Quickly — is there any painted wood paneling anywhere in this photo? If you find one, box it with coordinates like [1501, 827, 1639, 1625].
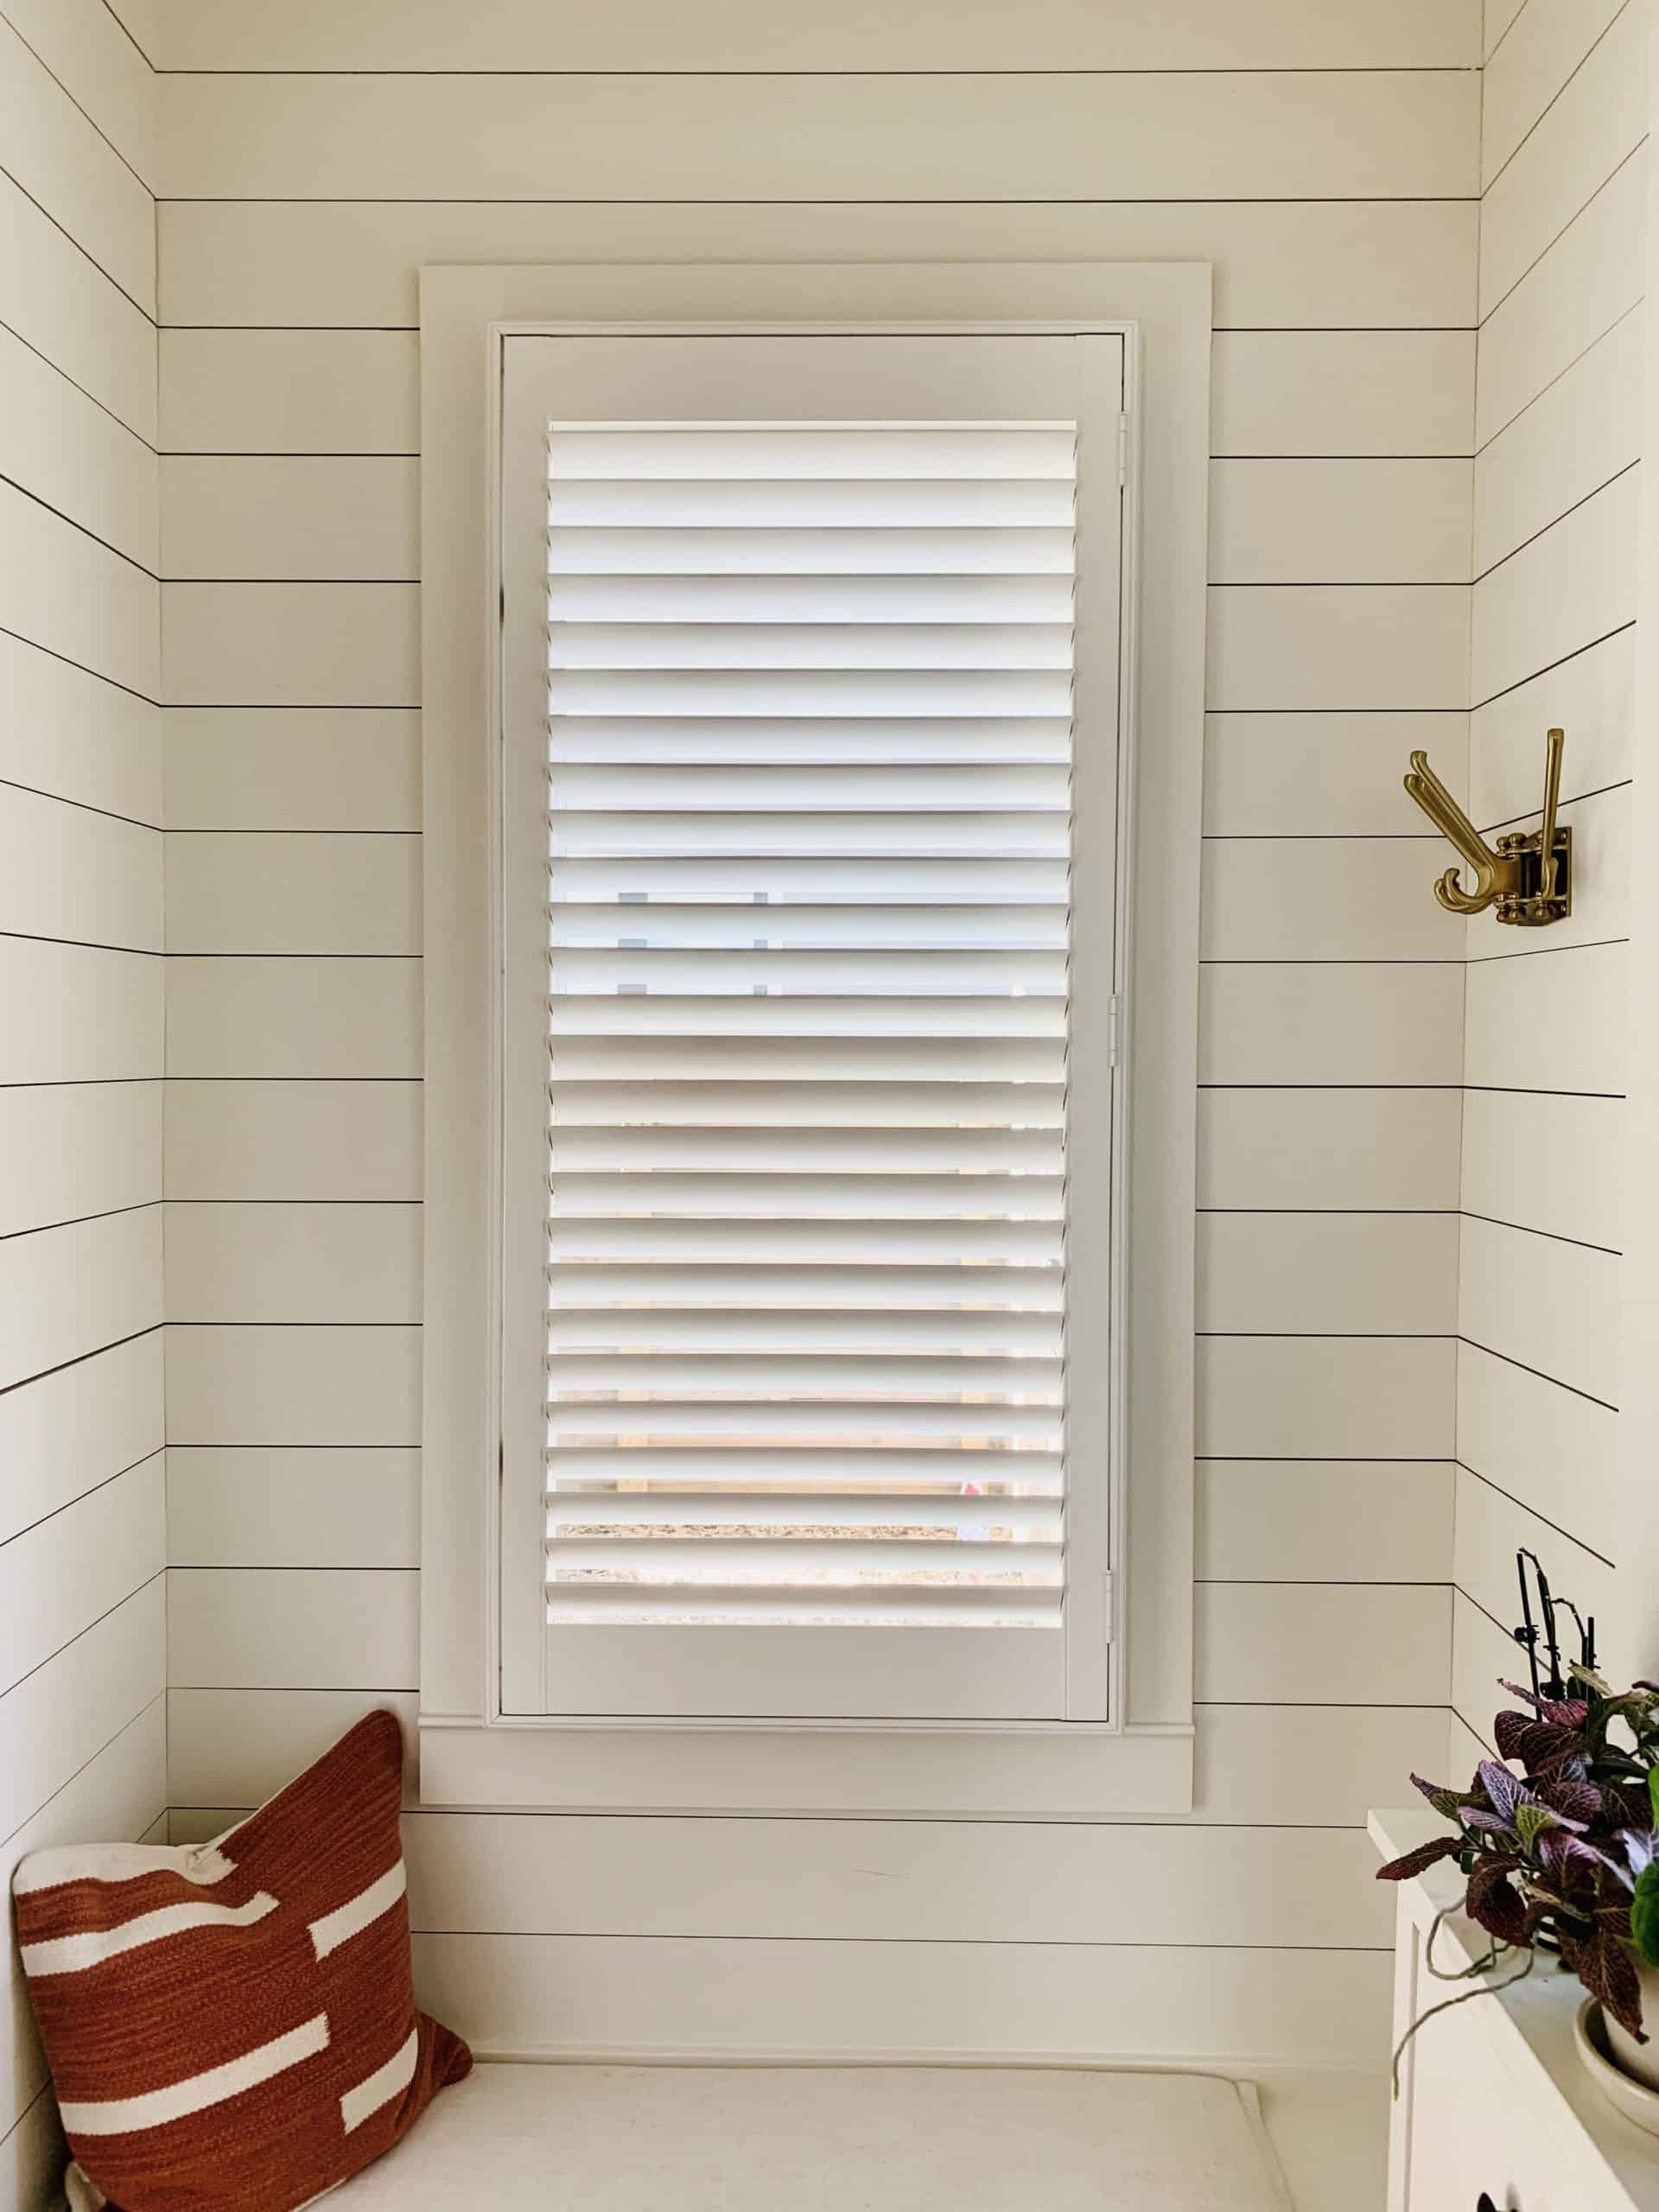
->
[1471, 467, 1638, 705]
[1196, 1583, 1452, 1707]
[162, 582, 417, 707]
[165, 832, 422, 955]
[1459, 1212, 1621, 1409]
[1457, 1340, 1618, 1564]
[168, 1567, 420, 1689]
[1451, 1589, 1519, 1750]
[0, 169, 154, 442]
[1197, 1337, 1457, 1460]
[165, 1324, 423, 1444]
[0, 783, 162, 951]
[1211, 332, 1476, 460]
[1201, 836, 1454, 962]
[1481, 0, 1628, 184]
[1464, 941, 1627, 1096]
[1453, 1466, 1616, 1662]
[164, 1080, 423, 1201]
[1198, 963, 1465, 1086]
[0, 0, 154, 181]
[158, 72, 1477, 203]
[0, 1332, 162, 1550]
[1462, 782, 1629, 961]
[1209, 460, 1471, 586]
[152, 0, 1481, 70]
[167, 1448, 421, 1567]
[161, 456, 420, 582]
[165, 1203, 423, 1323]
[0, 321, 158, 570]
[167, 1688, 419, 1808]
[159, 329, 421, 454]
[156, 200, 1479, 334]
[0, 1080, 160, 1241]
[1468, 621, 1632, 827]
[1198, 1462, 1454, 1584]
[0, 939, 162, 1082]
[1198, 1212, 1459, 1336]
[0, 480, 158, 700]
[410, 1935, 1392, 2066]
[1198, 1090, 1464, 1212]
[0, 1453, 165, 1695]
[1207, 587, 1471, 711]
[0, 1209, 162, 1394]
[165, 957, 423, 1077]
[164, 709, 422, 831]
[1473, 308, 1641, 575]
[0, 631, 162, 825]
[1459, 1088, 1624, 1252]
[1202, 712, 1468, 837]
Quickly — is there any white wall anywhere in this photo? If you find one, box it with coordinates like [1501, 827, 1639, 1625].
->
[145, 0, 1483, 2072]
[1448, 0, 1643, 1772]
[0, 4, 166, 2205]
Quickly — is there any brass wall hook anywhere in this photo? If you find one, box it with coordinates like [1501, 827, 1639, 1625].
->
[1403, 727, 1572, 927]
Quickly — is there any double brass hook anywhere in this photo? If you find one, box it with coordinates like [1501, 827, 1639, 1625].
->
[1403, 727, 1572, 927]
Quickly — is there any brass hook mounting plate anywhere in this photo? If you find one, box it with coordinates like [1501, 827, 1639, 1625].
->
[1403, 727, 1573, 927]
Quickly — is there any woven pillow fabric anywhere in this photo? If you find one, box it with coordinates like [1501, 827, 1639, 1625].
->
[14, 1709, 472, 2212]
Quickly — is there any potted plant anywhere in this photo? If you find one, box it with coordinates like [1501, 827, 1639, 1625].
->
[1379, 1670, 1659, 2107]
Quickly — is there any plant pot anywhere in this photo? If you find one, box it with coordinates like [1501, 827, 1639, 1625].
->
[1602, 1957, 1659, 2092]
[1577, 2001, 1659, 2137]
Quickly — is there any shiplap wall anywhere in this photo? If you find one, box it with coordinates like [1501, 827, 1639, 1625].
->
[149, 0, 1482, 2070]
[0, 3, 165, 2206]
[1446, 0, 1644, 1783]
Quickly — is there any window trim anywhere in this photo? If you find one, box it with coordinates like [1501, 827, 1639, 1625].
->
[419, 262, 1210, 1815]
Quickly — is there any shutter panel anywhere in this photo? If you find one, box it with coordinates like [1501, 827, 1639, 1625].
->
[542, 421, 1076, 1632]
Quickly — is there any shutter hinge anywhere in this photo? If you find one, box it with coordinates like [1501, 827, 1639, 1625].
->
[1108, 992, 1122, 1068]
[1116, 411, 1129, 488]
[1100, 1572, 1115, 1642]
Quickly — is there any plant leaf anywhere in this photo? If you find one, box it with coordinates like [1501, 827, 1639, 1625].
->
[1632, 1865, 1659, 1970]
[1478, 1759, 1524, 1821]
[1561, 1918, 1646, 2040]
[1649, 1770, 1659, 1832]
[1466, 1861, 1530, 1947]
[1376, 1836, 1463, 1883]
[1513, 1802, 1559, 1848]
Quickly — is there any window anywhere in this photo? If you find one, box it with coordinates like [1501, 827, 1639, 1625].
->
[499, 335, 1123, 1722]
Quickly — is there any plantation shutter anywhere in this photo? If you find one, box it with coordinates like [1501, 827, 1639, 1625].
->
[498, 334, 1125, 1721]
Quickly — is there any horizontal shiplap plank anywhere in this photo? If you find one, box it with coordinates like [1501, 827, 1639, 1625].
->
[158, 72, 1477, 202]
[1198, 1089, 1463, 1211]
[1198, 963, 1465, 1086]
[0, 168, 154, 440]
[164, 1080, 422, 1200]
[1464, 940, 1626, 1095]
[397, 1813, 1389, 1950]
[166, 832, 421, 955]
[1451, 1588, 1520, 1750]
[166, 957, 422, 1077]
[1464, 782, 1629, 963]
[1459, 1088, 1624, 1251]
[162, 582, 417, 708]
[0, 1454, 164, 1696]
[160, 329, 420, 454]
[1469, 625, 1632, 825]
[164, 1687, 1447, 1832]
[0, 480, 158, 700]
[1446, 1708, 1491, 1778]
[0, 939, 162, 1082]
[0, 631, 161, 824]
[0, 1210, 161, 1393]
[1477, 144, 1645, 445]
[165, 1203, 423, 1323]
[0, 1332, 162, 1550]
[1453, 1465, 1617, 1671]
[164, 709, 422, 830]
[1478, 0, 1646, 317]
[1198, 1462, 1454, 1583]
[1471, 466, 1638, 706]
[153, 0, 1480, 68]
[410, 1935, 1391, 2067]
[0, 0, 153, 182]
[0, 783, 161, 951]
[0, 1576, 165, 1847]
[1459, 1211, 1621, 1408]
[0, 14, 153, 310]
[0, 1079, 160, 1239]
[165, 1323, 422, 1443]
[1203, 713, 1468, 836]
[1207, 588, 1471, 711]
[1198, 1212, 1459, 1336]
[1197, 1336, 1457, 1459]
[1196, 1582, 1451, 1706]
[156, 202, 1479, 334]
[0, 1700, 164, 2152]
[1457, 1338, 1618, 1560]
[1209, 461, 1471, 586]
[1201, 837, 1456, 962]
[1211, 332, 1476, 460]
[1482, 0, 1627, 185]
[162, 457, 419, 582]
[0, 322, 156, 569]
[1473, 308, 1641, 575]
[167, 1447, 420, 1567]
[167, 1567, 419, 1688]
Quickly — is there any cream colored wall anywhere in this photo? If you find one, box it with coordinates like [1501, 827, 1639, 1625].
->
[149, 0, 1480, 2070]
[1448, 0, 1643, 1772]
[0, 4, 166, 2205]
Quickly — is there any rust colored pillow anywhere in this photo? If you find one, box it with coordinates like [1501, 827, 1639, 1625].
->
[14, 1710, 471, 2211]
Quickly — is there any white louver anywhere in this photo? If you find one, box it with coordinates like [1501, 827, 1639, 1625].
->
[540, 420, 1077, 1633]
